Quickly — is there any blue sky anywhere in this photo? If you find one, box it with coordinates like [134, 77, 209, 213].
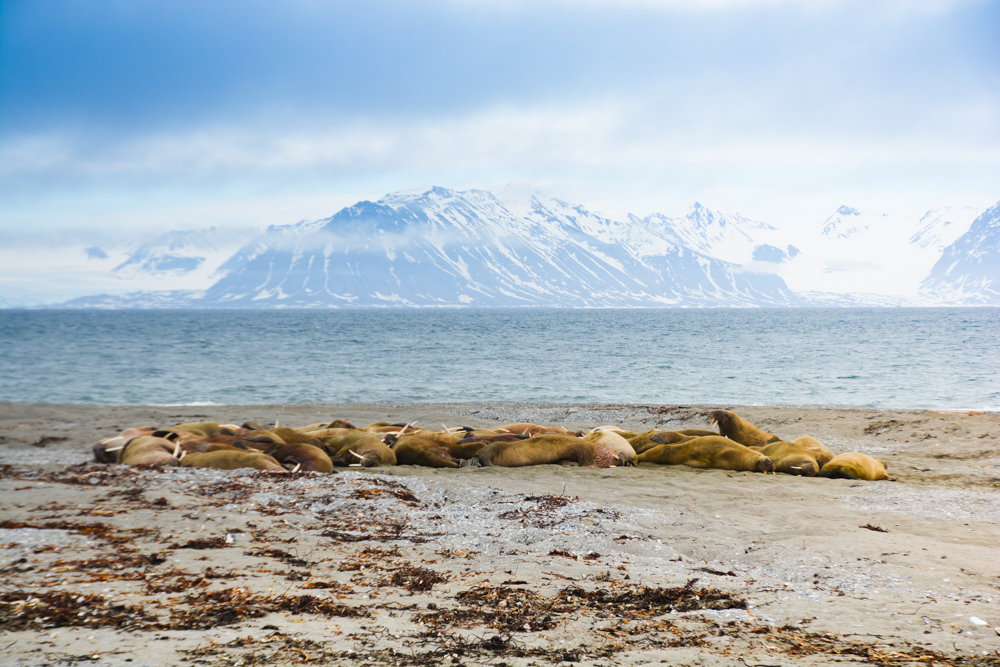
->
[1, 0, 998, 239]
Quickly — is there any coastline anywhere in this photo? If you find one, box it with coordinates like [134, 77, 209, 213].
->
[1, 402, 998, 666]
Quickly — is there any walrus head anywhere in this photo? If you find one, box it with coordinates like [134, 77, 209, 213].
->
[755, 457, 774, 473]
[590, 446, 618, 469]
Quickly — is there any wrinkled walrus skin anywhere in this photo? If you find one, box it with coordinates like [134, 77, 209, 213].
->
[818, 452, 889, 481]
[637, 436, 774, 473]
[710, 410, 781, 448]
[462, 435, 618, 468]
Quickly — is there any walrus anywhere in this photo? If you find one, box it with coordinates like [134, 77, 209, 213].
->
[263, 443, 334, 472]
[177, 439, 251, 455]
[818, 453, 889, 481]
[180, 450, 286, 472]
[117, 436, 181, 467]
[583, 429, 637, 464]
[710, 410, 781, 448]
[757, 441, 823, 476]
[328, 435, 397, 468]
[93, 426, 158, 463]
[627, 430, 698, 454]
[462, 435, 619, 468]
[270, 427, 324, 447]
[392, 435, 464, 468]
[636, 436, 774, 473]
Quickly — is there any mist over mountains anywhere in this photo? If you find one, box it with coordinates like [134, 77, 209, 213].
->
[10, 186, 1000, 308]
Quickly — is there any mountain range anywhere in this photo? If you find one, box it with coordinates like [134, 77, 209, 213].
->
[11, 185, 1000, 308]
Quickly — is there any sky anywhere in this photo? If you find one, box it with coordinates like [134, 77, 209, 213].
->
[1, 0, 999, 244]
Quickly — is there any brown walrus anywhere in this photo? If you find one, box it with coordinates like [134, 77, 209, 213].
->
[117, 436, 181, 467]
[392, 435, 464, 468]
[93, 426, 158, 463]
[757, 441, 823, 476]
[710, 410, 781, 448]
[785, 436, 835, 468]
[636, 436, 774, 473]
[627, 430, 698, 454]
[263, 443, 335, 472]
[818, 453, 889, 481]
[462, 435, 619, 468]
[328, 435, 397, 468]
[180, 450, 286, 472]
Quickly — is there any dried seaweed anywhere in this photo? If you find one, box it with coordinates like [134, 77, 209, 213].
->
[0, 591, 157, 630]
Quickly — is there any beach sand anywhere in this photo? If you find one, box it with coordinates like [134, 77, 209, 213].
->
[1, 402, 998, 666]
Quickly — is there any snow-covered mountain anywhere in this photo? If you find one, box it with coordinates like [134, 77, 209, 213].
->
[920, 204, 1000, 304]
[198, 186, 799, 308]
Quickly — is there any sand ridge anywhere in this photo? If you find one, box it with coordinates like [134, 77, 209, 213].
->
[1, 402, 998, 666]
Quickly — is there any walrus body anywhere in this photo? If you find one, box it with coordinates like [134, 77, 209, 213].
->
[117, 436, 180, 467]
[270, 427, 324, 447]
[392, 435, 463, 468]
[710, 410, 780, 448]
[170, 421, 223, 437]
[818, 453, 889, 481]
[463, 435, 618, 468]
[757, 441, 822, 476]
[787, 436, 835, 468]
[493, 423, 570, 437]
[297, 419, 356, 432]
[627, 430, 698, 454]
[676, 429, 720, 437]
[637, 436, 774, 473]
[264, 443, 334, 472]
[445, 439, 491, 459]
[180, 450, 286, 472]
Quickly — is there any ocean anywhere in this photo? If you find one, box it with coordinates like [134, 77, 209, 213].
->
[1, 308, 997, 409]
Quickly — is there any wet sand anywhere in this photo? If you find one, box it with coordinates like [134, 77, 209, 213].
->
[1, 402, 998, 666]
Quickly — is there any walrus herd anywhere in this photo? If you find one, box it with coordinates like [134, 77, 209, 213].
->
[90, 409, 890, 481]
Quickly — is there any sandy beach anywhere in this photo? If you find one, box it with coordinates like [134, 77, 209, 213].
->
[1, 402, 998, 666]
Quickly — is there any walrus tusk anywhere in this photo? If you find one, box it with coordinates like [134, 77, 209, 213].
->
[104, 445, 125, 452]
[495, 428, 509, 433]
[292, 463, 301, 473]
[173, 442, 181, 459]
[349, 450, 365, 460]
[275, 420, 280, 429]
[179, 450, 187, 461]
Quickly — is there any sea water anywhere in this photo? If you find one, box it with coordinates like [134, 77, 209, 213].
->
[0, 308, 997, 409]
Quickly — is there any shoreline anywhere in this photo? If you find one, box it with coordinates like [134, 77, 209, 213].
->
[1, 402, 998, 666]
